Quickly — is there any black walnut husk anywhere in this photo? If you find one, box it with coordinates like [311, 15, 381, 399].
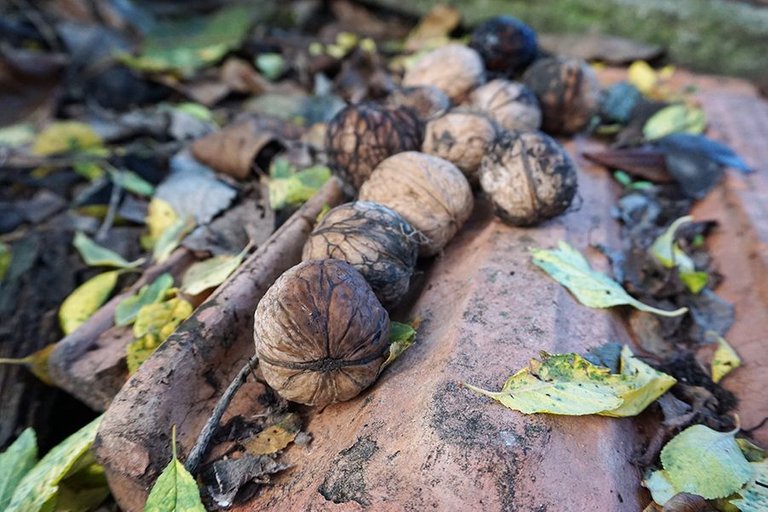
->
[359, 151, 473, 257]
[402, 44, 485, 103]
[253, 260, 390, 407]
[522, 56, 600, 135]
[469, 16, 538, 77]
[469, 79, 542, 133]
[302, 201, 418, 308]
[325, 102, 423, 189]
[479, 131, 577, 226]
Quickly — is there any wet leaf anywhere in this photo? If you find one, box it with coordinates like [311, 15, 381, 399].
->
[180, 249, 246, 296]
[710, 334, 741, 384]
[650, 216, 708, 293]
[109, 168, 155, 197]
[269, 163, 331, 210]
[660, 425, 752, 500]
[381, 320, 418, 370]
[0, 429, 37, 510]
[465, 345, 675, 417]
[5, 416, 102, 512]
[144, 427, 204, 512]
[730, 460, 768, 512]
[32, 121, 102, 156]
[643, 104, 706, 141]
[202, 454, 286, 509]
[59, 271, 120, 335]
[644, 469, 677, 506]
[244, 413, 301, 455]
[0, 343, 56, 385]
[74, 232, 144, 269]
[531, 242, 688, 317]
[115, 273, 174, 326]
[153, 217, 196, 263]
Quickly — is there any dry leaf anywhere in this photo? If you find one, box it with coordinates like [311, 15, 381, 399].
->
[244, 414, 302, 455]
[191, 120, 282, 179]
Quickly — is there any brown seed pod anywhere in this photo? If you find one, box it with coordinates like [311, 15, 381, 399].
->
[469, 79, 542, 132]
[522, 56, 600, 135]
[325, 102, 423, 189]
[402, 44, 485, 104]
[422, 110, 499, 183]
[359, 151, 473, 257]
[254, 259, 390, 407]
[387, 86, 452, 122]
[479, 131, 577, 226]
[302, 201, 418, 308]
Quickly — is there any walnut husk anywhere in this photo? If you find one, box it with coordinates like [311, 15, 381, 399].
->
[254, 259, 390, 407]
[359, 151, 473, 257]
[469, 79, 542, 132]
[480, 131, 577, 226]
[302, 201, 418, 308]
[402, 44, 485, 103]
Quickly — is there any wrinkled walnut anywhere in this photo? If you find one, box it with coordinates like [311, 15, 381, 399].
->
[480, 131, 577, 226]
[302, 201, 418, 308]
[402, 44, 485, 103]
[469, 16, 538, 77]
[359, 151, 473, 257]
[325, 102, 423, 189]
[254, 260, 390, 407]
[422, 110, 499, 183]
[522, 56, 600, 135]
[469, 79, 542, 132]
[387, 86, 452, 122]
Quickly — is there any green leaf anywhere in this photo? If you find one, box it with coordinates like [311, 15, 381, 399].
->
[0, 429, 37, 510]
[127, 297, 193, 373]
[173, 103, 214, 122]
[731, 460, 768, 511]
[269, 164, 331, 210]
[737, 438, 767, 463]
[180, 250, 245, 296]
[381, 320, 418, 370]
[0, 123, 35, 147]
[256, 53, 284, 80]
[643, 469, 677, 506]
[59, 271, 120, 335]
[144, 428, 205, 512]
[650, 216, 709, 293]
[0, 241, 11, 282]
[531, 242, 688, 317]
[54, 461, 109, 512]
[73, 162, 105, 181]
[153, 217, 196, 263]
[74, 232, 144, 269]
[115, 273, 174, 327]
[109, 169, 155, 197]
[660, 424, 753, 500]
[119, 6, 253, 78]
[643, 104, 706, 140]
[6, 416, 102, 512]
[32, 122, 103, 156]
[711, 334, 741, 384]
[465, 345, 675, 417]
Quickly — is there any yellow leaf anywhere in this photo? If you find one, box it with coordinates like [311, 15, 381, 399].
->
[628, 60, 658, 96]
[0, 344, 57, 385]
[133, 297, 193, 340]
[710, 334, 741, 383]
[59, 271, 120, 335]
[244, 414, 301, 455]
[32, 122, 102, 156]
[144, 198, 179, 249]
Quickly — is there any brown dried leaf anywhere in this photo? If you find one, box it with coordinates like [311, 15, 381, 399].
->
[220, 58, 270, 95]
[191, 121, 282, 179]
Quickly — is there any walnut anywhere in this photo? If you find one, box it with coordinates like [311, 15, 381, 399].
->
[359, 152, 473, 257]
[387, 85, 451, 122]
[522, 56, 600, 135]
[469, 79, 542, 132]
[302, 201, 418, 308]
[469, 15, 538, 77]
[422, 110, 499, 183]
[253, 260, 390, 407]
[479, 131, 577, 226]
[402, 44, 485, 103]
[325, 102, 423, 189]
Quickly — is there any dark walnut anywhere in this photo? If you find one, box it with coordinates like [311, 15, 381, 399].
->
[325, 102, 423, 189]
[469, 15, 538, 77]
[359, 151, 473, 257]
[522, 56, 600, 135]
[422, 110, 499, 183]
[402, 44, 485, 104]
[302, 201, 418, 308]
[469, 79, 542, 133]
[387, 85, 451, 123]
[480, 131, 577, 226]
[254, 260, 390, 407]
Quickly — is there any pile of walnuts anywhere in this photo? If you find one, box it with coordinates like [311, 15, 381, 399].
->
[254, 16, 601, 408]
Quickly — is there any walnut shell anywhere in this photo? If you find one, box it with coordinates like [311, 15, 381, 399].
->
[469, 16, 538, 77]
[522, 56, 600, 135]
[325, 102, 423, 189]
[302, 201, 418, 308]
[254, 260, 390, 407]
[469, 79, 542, 132]
[359, 152, 473, 257]
[479, 131, 577, 226]
[402, 44, 485, 104]
[387, 86, 452, 122]
[422, 110, 499, 183]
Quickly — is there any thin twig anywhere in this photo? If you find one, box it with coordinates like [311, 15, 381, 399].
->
[96, 181, 122, 242]
[185, 355, 259, 475]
